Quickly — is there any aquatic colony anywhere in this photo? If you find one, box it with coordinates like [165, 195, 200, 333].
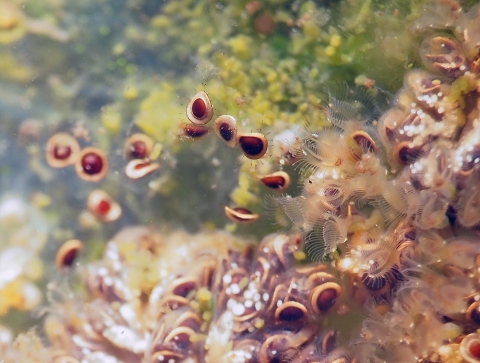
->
[1, 0, 480, 362]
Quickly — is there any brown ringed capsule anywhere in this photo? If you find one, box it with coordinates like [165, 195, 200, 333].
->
[460, 333, 480, 363]
[393, 141, 422, 165]
[310, 282, 341, 315]
[179, 123, 209, 139]
[125, 159, 160, 179]
[237, 132, 268, 160]
[45, 132, 80, 168]
[224, 206, 260, 223]
[274, 301, 307, 322]
[260, 171, 291, 191]
[214, 115, 237, 147]
[124, 133, 154, 160]
[75, 147, 109, 182]
[55, 239, 83, 269]
[186, 91, 214, 125]
[87, 189, 122, 222]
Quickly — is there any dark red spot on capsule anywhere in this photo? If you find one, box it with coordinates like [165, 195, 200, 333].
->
[81, 152, 104, 175]
[53, 145, 72, 160]
[316, 288, 338, 312]
[96, 199, 111, 216]
[219, 123, 234, 141]
[237, 133, 268, 159]
[76, 147, 108, 182]
[192, 98, 207, 119]
[130, 141, 148, 159]
[470, 342, 480, 359]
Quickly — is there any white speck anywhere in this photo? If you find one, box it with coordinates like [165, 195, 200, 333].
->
[244, 300, 253, 308]
[232, 303, 246, 316]
[263, 293, 270, 301]
[223, 275, 232, 284]
[231, 284, 241, 294]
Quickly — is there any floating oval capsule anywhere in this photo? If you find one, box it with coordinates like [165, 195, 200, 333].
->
[179, 123, 209, 140]
[45, 132, 80, 168]
[87, 189, 122, 222]
[224, 206, 260, 223]
[75, 147, 108, 182]
[237, 132, 268, 159]
[186, 91, 213, 125]
[124, 133, 154, 160]
[260, 171, 290, 191]
[214, 115, 237, 147]
[55, 239, 83, 269]
[125, 158, 160, 179]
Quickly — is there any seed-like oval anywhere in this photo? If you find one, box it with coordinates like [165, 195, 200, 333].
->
[125, 159, 160, 180]
[310, 282, 341, 315]
[214, 115, 237, 147]
[45, 133, 80, 168]
[75, 147, 108, 182]
[260, 171, 291, 191]
[124, 133, 154, 160]
[179, 123, 209, 139]
[186, 91, 214, 125]
[237, 132, 268, 159]
[275, 301, 307, 322]
[224, 206, 260, 223]
[56, 239, 83, 269]
[87, 190, 121, 222]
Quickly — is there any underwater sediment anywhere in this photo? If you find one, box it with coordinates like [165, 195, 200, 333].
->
[1, 0, 480, 362]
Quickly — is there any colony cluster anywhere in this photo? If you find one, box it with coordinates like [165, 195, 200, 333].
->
[267, 1, 480, 362]
[0, 228, 357, 363]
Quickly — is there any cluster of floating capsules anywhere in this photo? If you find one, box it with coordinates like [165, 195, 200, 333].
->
[44, 129, 164, 224]
[181, 91, 291, 224]
[0, 227, 356, 363]
[262, 1, 480, 362]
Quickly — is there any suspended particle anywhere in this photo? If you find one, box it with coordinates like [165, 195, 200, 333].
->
[55, 239, 83, 269]
[186, 91, 214, 125]
[124, 133, 154, 160]
[87, 189, 122, 222]
[224, 206, 260, 223]
[259, 171, 291, 191]
[237, 132, 268, 160]
[125, 159, 160, 180]
[213, 115, 237, 147]
[75, 147, 108, 182]
[45, 132, 80, 168]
